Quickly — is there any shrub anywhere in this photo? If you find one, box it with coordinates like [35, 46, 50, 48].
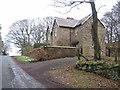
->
[76, 60, 120, 80]
[33, 43, 47, 48]
[14, 56, 34, 63]
[26, 48, 49, 61]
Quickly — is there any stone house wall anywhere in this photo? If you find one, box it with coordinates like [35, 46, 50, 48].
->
[43, 46, 77, 59]
[50, 22, 57, 46]
[77, 17, 92, 56]
[52, 27, 78, 46]
[75, 17, 106, 56]
[56, 27, 71, 46]
[97, 19, 106, 56]
[50, 16, 106, 57]
[51, 20, 74, 46]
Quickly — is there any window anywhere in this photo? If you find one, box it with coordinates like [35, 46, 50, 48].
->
[75, 30, 77, 36]
[91, 42, 94, 48]
[54, 29, 57, 37]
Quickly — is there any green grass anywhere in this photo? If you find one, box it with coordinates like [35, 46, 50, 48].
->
[14, 55, 34, 63]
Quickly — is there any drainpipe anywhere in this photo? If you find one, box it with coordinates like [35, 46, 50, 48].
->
[70, 29, 72, 46]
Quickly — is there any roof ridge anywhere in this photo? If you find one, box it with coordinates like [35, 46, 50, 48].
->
[74, 14, 92, 27]
[54, 17, 78, 28]
[54, 14, 92, 28]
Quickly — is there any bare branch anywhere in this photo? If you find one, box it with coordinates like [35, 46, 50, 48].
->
[97, 5, 106, 13]
[59, 2, 83, 14]
[52, 0, 92, 14]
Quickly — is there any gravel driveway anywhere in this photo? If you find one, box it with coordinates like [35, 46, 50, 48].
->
[14, 57, 77, 88]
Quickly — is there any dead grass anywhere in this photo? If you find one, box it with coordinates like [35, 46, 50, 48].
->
[49, 65, 120, 88]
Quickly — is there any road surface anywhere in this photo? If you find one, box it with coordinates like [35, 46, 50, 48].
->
[16, 57, 77, 88]
[1, 55, 46, 89]
[0, 56, 2, 90]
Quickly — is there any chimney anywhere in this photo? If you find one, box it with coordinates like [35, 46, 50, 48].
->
[66, 17, 74, 20]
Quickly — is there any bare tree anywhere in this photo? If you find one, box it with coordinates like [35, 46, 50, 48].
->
[7, 19, 35, 55]
[43, 17, 54, 45]
[0, 24, 1, 30]
[7, 18, 48, 54]
[112, 1, 120, 42]
[102, 12, 116, 43]
[102, 1, 120, 43]
[0, 24, 2, 54]
[2, 41, 11, 55]
[53, 0, 101, 60]
[102, 1, 120, 63]
[31, 18, 46, 44]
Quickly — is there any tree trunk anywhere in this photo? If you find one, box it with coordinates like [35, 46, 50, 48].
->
[110, 26, 113, 42]
[46, 26, 49, 46]
[90, 2, 101, 60]
[21, 47, 24, 55]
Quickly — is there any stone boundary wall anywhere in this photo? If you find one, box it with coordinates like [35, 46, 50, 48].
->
[43, 46, 77, 59]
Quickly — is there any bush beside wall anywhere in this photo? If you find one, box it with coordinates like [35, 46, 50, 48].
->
[33, 43, 47, 48]
[26, 48, 49, 61]
[76, 60, 120, 80]
[27, 46, 77, 61]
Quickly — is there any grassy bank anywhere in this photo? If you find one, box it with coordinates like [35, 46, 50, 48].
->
[13, 55, 34, 63]
[49, 65, 119, 88]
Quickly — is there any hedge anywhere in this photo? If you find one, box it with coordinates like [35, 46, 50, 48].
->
[33, 43, 47, 48]
[76, 60, 120, 80]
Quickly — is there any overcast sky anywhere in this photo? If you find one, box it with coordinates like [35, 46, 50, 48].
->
[0, 0, 118, 55]
[0, 0, 118, 39]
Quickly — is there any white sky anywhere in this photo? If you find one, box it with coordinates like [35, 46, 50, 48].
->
[0, 0, 118, 55]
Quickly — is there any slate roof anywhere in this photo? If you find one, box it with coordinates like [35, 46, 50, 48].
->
[75, 14, 91, 27]
[54, 17, 78, 28]
[54, 14, 91, 28]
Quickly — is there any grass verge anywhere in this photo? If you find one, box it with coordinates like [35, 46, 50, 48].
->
[13, 55, 34, 63]
[49, 65, 119, 88]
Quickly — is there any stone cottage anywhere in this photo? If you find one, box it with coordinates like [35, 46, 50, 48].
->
[48, 14, 106, 57]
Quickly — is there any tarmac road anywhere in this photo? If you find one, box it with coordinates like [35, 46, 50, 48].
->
[16, 57, 78, 88]
[1, 55, 46, 89]
[0, 55, 2, 90]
